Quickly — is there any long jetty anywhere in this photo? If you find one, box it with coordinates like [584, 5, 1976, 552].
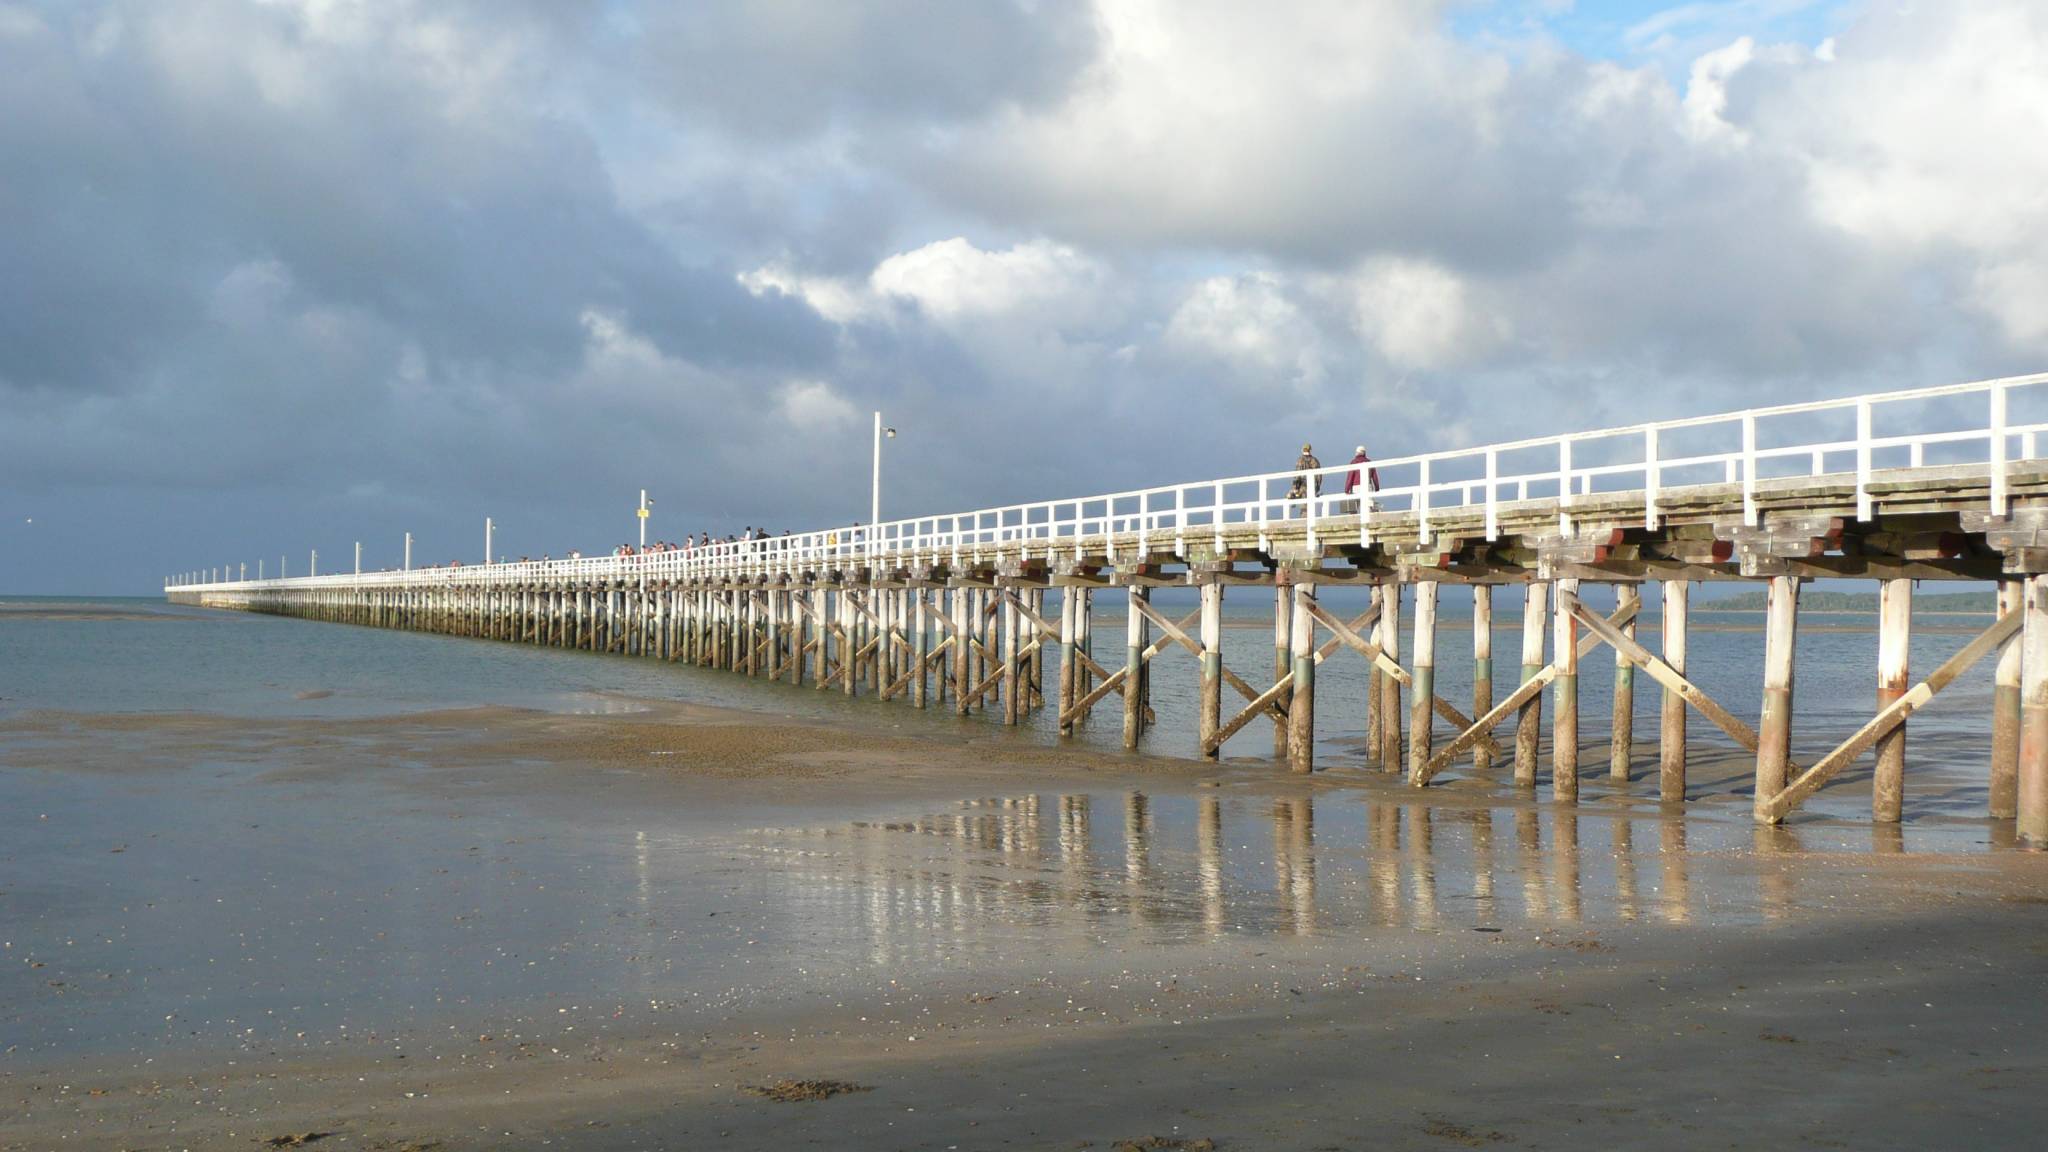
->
[169, 374, 2048, 844]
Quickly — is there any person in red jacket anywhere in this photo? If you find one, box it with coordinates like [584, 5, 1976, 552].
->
[1342, 444, 1380, 513]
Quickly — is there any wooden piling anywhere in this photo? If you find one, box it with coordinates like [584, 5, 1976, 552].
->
[954, 587, 972, 715]
[1660, 579, 1689, 803]
[1058, 587, 1077, 736]
[1124, 586, 1149, 749]
[1379, 582, 1403, 772]
[1288, 580, 1316, 774]
[1515, 581, 1548, 787]
[1003, 586, 1021, 726]
[1273, 585, 1291, 757]
[1472, 584, 1493, 771]
[1198, 581, 1223, 760]
[1552, 577, 1581, 804]
[1366, 584, 1384, 756]
[1753, 575, 1801, 823]
[1873, 578, 1911, 822]
[1993, 578, 2022, 819]
[2020, 574, 2048, 848]
[1611, 584, 1639, 780]
[1408, 580, 1437, 779]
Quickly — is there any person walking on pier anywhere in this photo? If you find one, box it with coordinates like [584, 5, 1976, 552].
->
[1340, 444, 1380, 514]
[1288, 443, 1322, 517]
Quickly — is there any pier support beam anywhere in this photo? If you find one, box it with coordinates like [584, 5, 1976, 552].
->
[1660, 579, 1689, 803]
[1198, 581, 1224, 760]
[1124, 586, 1151, 748]
[1515, 581, 1548, 788]
[1611, 584, 1639, 780]
[2021, 574, 2048, 847]
[1003, 587, 1021, 726]
[1552, 578, 1581, 804]
[1273, 586, 1291, 757]
[1058, 587, 1078, 735]
[1289, 580, 1316, 774]
[1367, 585, 1384, 757]
[1379, 582, 1402, 772]
[1408, 581, 1437, 779]
[1993, 578, 2022, 820]
[1873, 578, 1911, 822]
[953, 587, 972, 715]
[1753, 575, 1801, 823]
[1472, 585, 1493, 772]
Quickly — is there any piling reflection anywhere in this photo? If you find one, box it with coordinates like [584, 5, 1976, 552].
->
[780, 787, 1874, 965]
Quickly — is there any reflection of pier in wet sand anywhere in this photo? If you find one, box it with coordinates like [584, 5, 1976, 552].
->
[766, 782, 1925, 959]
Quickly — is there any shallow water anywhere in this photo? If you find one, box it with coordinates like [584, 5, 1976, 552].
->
[0, 595, 2025, 1067]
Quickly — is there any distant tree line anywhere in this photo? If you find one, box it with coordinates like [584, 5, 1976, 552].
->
[1700, 587, 1997, 613]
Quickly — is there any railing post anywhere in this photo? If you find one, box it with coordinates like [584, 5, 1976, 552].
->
[1484, 448, 1498, 540]
[1991, 381, 2009, 518]
[1417, 456, 1431, 545]
[1557, 438, 1573, 535]
[1644, 425, 1660, 530]
[1855, 399, 1874, 521]
[1742, 413, 1759, 526]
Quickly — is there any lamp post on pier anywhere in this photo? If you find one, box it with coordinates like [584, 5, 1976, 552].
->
[638, 489, 653, 549]
[872, 411, 896, 556]
[404, 532, 412, 571]
[485, 517, 494, 566]
[310, 549, 317, 578]
[355, 541, 361, 575]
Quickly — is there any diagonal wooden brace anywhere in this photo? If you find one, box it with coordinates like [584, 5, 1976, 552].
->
[1410, 596, 1640, 786]
[1566, 594, 1760, 754]
[1759, 607, 2020, 823]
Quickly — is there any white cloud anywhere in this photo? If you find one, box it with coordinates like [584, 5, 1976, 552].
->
[870, 237, 1102, 321]
[1165, 272, 1325, 387]
[1680, 36, 1753, 143]
[737, 264, 873, 324]
[1348, 257, 1503, 372]
[777, 379, 858, 430]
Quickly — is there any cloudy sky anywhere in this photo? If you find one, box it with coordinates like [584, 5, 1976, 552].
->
[3, 0, 2045, 593]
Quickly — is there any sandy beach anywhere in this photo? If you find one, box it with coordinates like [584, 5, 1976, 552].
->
[4, 692, 2044, 1151]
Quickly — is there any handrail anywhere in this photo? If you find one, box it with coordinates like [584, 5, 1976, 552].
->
[168, 372, 2048, 592]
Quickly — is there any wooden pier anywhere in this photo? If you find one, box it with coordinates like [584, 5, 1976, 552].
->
[168, 375, 2048, 844]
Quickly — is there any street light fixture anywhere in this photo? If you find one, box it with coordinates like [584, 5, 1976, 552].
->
[872, 411, 896, 536]
[638, 489, 653, 549]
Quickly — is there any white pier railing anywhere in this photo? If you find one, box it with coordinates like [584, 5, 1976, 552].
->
[170, 372, 2048, 591]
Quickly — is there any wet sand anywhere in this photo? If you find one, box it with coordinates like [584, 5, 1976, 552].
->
[3, 699, 2045, 1150]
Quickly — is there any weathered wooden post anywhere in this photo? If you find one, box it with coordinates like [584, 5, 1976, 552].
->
[2020, 574, 2048, 847]
[1199, 580, 1224, 760]
[1873, 577, 1912, 822]
[1058, 586, 1077, 735]
[953, 586, 973, 716]
[1753, 575, 1801, 823]
[912, 586, 929, 707]
[1472, 584, 1493, 771]
[1515, 581, 1547, 786]
[1367, 584, 1384, 756]
[1272, 585, 1291, 756]
[1379, 581, 1402, 772]
[1612, 583, 1640, 780]
[1289, 579, 1316, 774]
[1073, 587, 1092, 726]
[1993, 578, 2022, 819]
[1002, 586, 1021, 726]
[1124, 586, 1150, 748]
[1660, 579, 1689, 803]
[1552, 577, 1581, 803]
[1408, 580, 1437, 779]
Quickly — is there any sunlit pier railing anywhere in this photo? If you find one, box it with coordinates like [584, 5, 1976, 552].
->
[169, 373, 2048, 592]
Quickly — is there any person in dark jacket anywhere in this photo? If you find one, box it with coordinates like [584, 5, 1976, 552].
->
[1287, 442, 1321, 517]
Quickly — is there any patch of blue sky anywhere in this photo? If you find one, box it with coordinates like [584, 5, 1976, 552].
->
[1449, 0, 1856, 74]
